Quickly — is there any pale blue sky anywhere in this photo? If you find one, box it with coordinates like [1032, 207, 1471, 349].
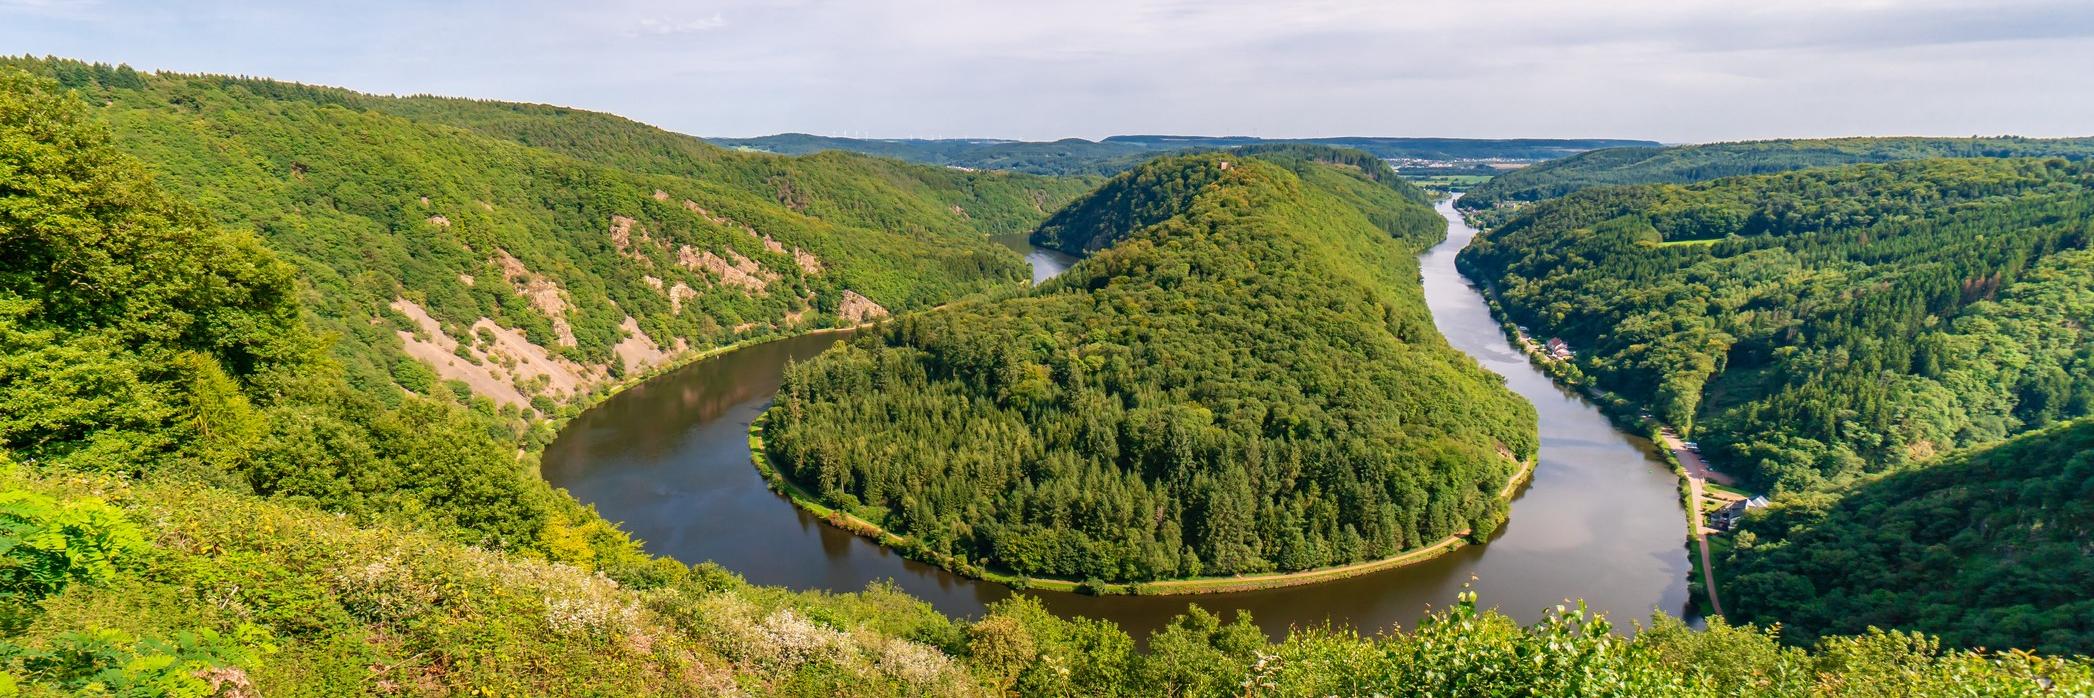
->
[5, 0, 2091, 142]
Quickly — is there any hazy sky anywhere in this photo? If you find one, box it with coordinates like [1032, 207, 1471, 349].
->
[5, 0, 2092, 143]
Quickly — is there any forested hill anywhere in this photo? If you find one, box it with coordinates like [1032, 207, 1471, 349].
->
[1461, 157, 2094, 494]
[1723, 418, 2094, 656]
[4, 57, 1091, 436]
[764, 150, 1538, 583]
[1459, 136, 2094, 210]
[1030, 143, 1437, 255]
[1461, 155, 2094, 655]
[712, 133, 1655, 176]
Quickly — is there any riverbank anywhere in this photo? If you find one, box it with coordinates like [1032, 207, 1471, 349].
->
[1450, 212, 1730, 618]
[523, 324, 862, 471]
[747, 408, 1537, 596]
[526, 272, 1047, 466]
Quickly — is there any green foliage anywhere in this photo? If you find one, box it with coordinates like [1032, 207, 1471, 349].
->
[960, 586, 2094, 697]
[0, 489, 144, 634]
[0, 68, 560, 553]
[8, 625, 275, 698]
[1725, 419, 2094, 655]
[1461, 136, 2094, 210]
[1462, 157, 2094, 493]
[767, 152, 1536, 582]
[0, 69, 306, 476]
[0, 469, 987, 697]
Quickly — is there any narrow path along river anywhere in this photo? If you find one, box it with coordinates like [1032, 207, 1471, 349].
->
[542, 199, 1691, 640]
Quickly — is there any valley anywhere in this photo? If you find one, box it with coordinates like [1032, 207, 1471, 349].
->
[5, 45, 2094, 695]
[543, 186, 1692, 642]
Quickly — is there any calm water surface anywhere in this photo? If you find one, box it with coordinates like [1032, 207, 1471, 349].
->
[543, 199, 1691, 639]
[994, 233, 1081, 284]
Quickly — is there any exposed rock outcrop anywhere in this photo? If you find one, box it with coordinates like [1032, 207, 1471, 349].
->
[390, 299, 601, 411]
[793, 248, 823, 275]
[678, 245, 773, 292]
[493, 249, 578, 346]
[840, 290, 888, 324]
[612, 316, 675, 374]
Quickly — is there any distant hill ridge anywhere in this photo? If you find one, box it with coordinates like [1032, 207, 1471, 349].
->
[1459, 135, 2094, 210]
[711, 132, 1657, 176]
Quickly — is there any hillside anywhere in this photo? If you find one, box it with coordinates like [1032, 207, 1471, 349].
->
[7, 57, 1090, 437]
[714, 133, 1656, 176]
[4, 66, 2092, 696]
[1461, 158, 2094, 493]
[1722, 419, 2094, 655]
[1459, 136, 2094, 211]
[763, 150, 1538, 584]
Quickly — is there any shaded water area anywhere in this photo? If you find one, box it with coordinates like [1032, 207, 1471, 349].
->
[542, 200, 1690, 640]
[994, 233, 1081, 285]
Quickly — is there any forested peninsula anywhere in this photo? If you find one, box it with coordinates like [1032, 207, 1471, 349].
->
[762, 150, 1537, 586]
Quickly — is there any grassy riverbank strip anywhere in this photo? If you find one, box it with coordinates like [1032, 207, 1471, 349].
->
[748, 408, 1535, 596]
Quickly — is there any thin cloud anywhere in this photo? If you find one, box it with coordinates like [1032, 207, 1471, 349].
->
[634, 13, 726, 36]
[0, 0, 103, 19]
[0, 0, 2088, 143]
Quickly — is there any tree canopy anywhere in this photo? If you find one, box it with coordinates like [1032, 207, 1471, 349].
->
[1724, 418, 2094, 656]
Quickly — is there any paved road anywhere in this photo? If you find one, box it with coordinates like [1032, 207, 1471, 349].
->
[1660, 430, 1736, 487]
[1684, 474, 1725, 617]
[1660, 428, 1727, 616]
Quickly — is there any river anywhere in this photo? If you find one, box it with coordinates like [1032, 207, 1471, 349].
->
[541, 199, 1691, 640]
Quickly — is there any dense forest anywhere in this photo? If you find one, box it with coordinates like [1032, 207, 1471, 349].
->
[1724, 419, 2094, 656]
[1459, 136, 2094, 210]
[714, 133, 1654, 176]
[1462, 158, 2094, 493]
[4, 65, 2092, 695]
[1461, 157, 2094, 654]
[4, 57, 1090, 443]
[764, 150, 1537, 583]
